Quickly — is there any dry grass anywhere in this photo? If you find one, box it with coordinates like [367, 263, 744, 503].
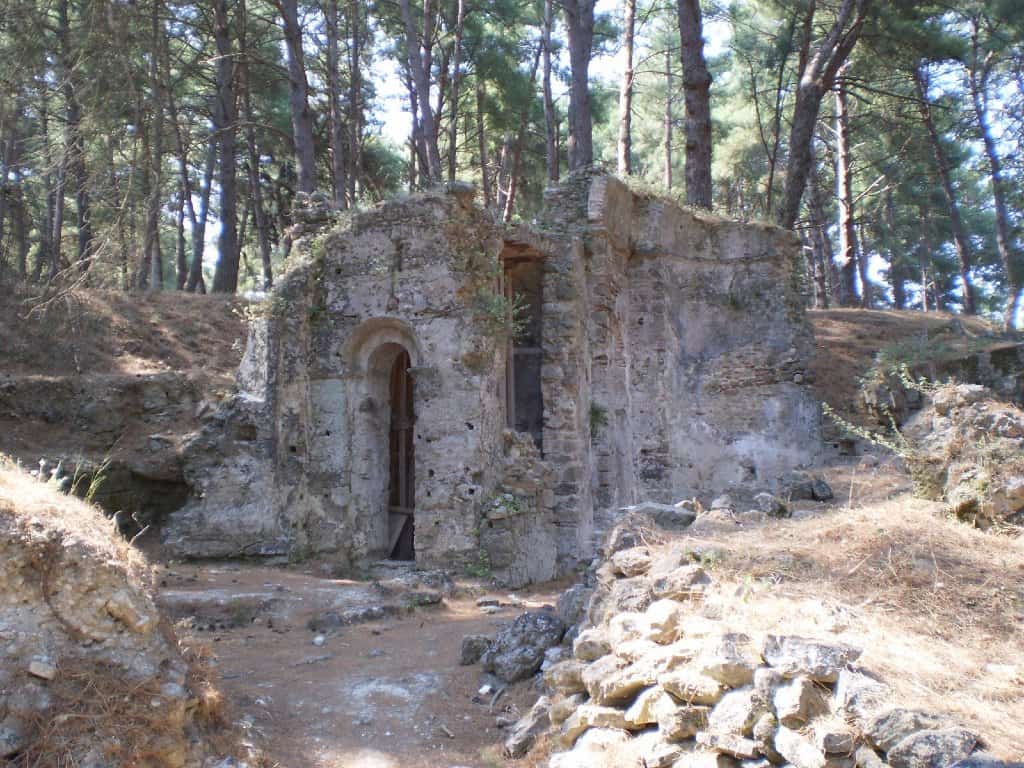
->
[808, 309, 1010, 426]
[19, 660, 188, 768]
[672, 475, 1024, 759]
[0, 284, 247, 379]
[0, 455, 141, 571]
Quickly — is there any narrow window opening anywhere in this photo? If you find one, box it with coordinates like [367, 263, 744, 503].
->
[502, 248, 544, 452]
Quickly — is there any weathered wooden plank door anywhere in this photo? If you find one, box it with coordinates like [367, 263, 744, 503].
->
[388, 350, 415, 559]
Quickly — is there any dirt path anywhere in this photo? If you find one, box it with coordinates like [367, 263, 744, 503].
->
[158, 562, 561, 768]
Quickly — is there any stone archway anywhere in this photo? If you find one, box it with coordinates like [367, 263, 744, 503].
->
[343, 319, 422, 561]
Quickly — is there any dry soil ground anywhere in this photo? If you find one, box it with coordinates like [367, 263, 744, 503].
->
[159, 563, 564, 768]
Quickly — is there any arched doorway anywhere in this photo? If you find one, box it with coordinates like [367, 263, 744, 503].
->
[387, 349, 415, 559]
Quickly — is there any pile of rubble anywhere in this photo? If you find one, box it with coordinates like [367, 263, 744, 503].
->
[466, 500, 1007, 768]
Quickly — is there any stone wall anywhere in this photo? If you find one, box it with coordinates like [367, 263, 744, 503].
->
[166, 174, 821, 586]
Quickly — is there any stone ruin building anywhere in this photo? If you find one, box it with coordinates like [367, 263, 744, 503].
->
[165, 173, 821, 586]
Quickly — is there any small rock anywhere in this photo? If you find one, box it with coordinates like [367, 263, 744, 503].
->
[582, 654, 656, 706]
[612, 547, 653, 577]
[775, 726, 855, 768]
[476, 597, 500, 607]
[696, 731, 761, 759]
[312, 635, 326, 647]
[774, 676, 829, 728]
[503, 695, 550, 758]
[834, 669, 891, 723]
[762, 635, 863, 682]
[696, 634, 759, 687]
[710, 494, 735, 512]
[708, 687, 761, 736]
[459, 634, 492, 666]
[573, 628, 611, 661]
[480, 611, 566, 683]
[813, 723, 856, 754]
[28, 661, 56, 680]
[556, 584, 593, 628]
[864, 709, 950, 753]
[549, 693, 586, 726]
[559, 704, 629, 747]
[624, 686, 675, 727]
[659, 668, 726, 704]
[661, 705, 711, 741]
[886, 728, 977, 768]
[854, 745, 890, 768]
[645, 598, 683, 644]
[0, 715, 27, 758]
[544, 660, 587, 696]
[651, 564, 712, 601]
[105, 590, 156, 634]
[753, 492, 790, 518]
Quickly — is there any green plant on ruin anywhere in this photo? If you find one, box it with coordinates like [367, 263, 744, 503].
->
[234, 295, 288, 324]
[589, 402, 609, 439]
[464, 545, 493, 579]
[822, 401, 914, 459]
[486, 492, 525, 517]
[472, 288, 529, 342]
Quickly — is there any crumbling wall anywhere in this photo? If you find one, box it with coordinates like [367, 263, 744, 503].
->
[167, 176, 821, 585]
[167, 188, 554, 581]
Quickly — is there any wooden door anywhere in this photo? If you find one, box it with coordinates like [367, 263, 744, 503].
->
[388, 350, 415, 559]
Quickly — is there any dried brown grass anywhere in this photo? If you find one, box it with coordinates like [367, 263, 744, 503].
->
[19, 659, 185, 768]
[673, 478, 1024, 759]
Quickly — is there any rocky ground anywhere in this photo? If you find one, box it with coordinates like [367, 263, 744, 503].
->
[465, 457, 1023, 767]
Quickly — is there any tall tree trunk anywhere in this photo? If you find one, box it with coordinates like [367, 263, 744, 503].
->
[967, 40, 1021, 329]
[211, 0, 240, 293]
[617, 0, 636, 175]
[447, 0, 465, 182]
[278, 0, 317, 194]
[186, 140, 215, 293]
[145, 0, 165, 292]
[400, 0, 443, 182]
[563, 0, 595, 170]
[325, 0, 349, 208]
[542, 0, 558, 184]
[476, 79, 492, 207]
[676, 0, 712, 208]
[777, 0, 869, 230]
[57, 0, 93, 273]
[167, 90, 198, 290]
[241, 0, 274, 290]
[664, 49, 674, 190]
[347, 0, 362, 202]
[807, 145, 832, 309]
[912, 64, 976, 314]
[834, 75, 863, 307]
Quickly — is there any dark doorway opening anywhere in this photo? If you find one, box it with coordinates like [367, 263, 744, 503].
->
[503, 248, 544, 451]
[388, 349, 415, 560]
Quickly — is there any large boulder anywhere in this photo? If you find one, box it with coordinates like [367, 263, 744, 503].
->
[480, 610, 566, 683]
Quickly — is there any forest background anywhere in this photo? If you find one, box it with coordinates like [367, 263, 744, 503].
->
[0, 0, 1021, 327]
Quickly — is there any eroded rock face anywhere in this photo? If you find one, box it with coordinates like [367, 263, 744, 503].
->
[0, 462, 217, 765]
[904, 384, 1024, 529]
